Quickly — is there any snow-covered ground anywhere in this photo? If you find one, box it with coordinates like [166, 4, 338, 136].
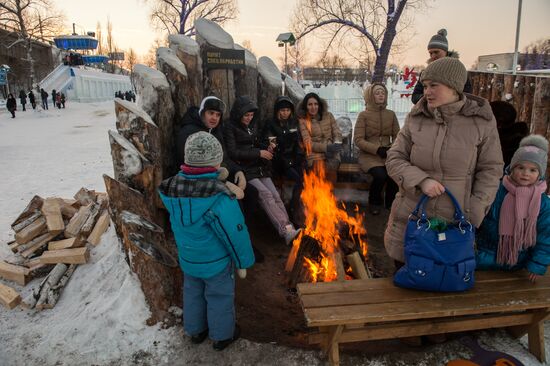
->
[0, 102, 548, 365]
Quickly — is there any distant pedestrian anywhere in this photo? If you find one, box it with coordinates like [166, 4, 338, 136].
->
[6, 93, 16, 118]
[60, 93, 66, 108]
[18, 90, 27, 111]
[125, 91, 131, 101]
[131, 91, 136, 102]
[51, 89, 57, 106]
[55, 93, 62, 109]
[28, 90, 36, 109]
[40, 88, 49, 110]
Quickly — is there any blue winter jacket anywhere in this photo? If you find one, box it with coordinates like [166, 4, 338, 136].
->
[476, 183, 550, 275]
[158, 171, 255, 279]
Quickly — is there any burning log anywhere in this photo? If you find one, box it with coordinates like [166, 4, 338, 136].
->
[346, 252, 372, 279]
[287, 234, 322, 289]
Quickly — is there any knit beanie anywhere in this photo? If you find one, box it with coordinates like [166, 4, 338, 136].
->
[510, 135, 549, 179]
[427, 29, 448, 52]
[199, 96, 225, 116]
[184, 131, 223, 167]
[420, 57, 467, 94]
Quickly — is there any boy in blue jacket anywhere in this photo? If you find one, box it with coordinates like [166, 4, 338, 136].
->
[476, 135, 550, 282]
[159, 131, 255, 350]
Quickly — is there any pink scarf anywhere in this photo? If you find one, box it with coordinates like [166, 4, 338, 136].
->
[180, 164, 218, 175]
[497, 175, 547, 265]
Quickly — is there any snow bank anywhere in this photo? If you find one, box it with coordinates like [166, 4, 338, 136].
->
[157, 47, 188, 77]
[195, 18, 234, 49]
[115, 99, 156, 127]
[168, 34, 200, 56]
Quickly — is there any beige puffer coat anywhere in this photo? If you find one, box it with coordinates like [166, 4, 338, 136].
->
[298, 98, 342, 166]
[354, 83, 400, 173]
[384, 94, 504, 262]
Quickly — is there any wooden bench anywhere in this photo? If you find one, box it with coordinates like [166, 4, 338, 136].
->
[297, 270, 550, 365]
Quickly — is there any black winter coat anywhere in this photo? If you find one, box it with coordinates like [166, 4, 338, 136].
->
[224, 97, 271, 180]
[175, 106, 240, 175]
[28, 91, 35, 104]
[262, 116, 304, 176]
[19, 91, 26, 104]
[6, 97, 16, 111]
[411, 73, 472, 104]
[498, 122, 529, 168]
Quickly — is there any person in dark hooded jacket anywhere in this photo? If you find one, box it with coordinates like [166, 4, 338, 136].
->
[18, 90, 27, 111]
[6, 93, 16, 118]
[224, 96, 301, 245]
[28, 90, 36, 109]
[262, 96, 305, 226]
[175, 96, 246, 189]
[490, 100, 529, 169]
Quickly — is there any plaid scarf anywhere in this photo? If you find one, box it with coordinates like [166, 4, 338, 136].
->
[159, 173, 235, 199]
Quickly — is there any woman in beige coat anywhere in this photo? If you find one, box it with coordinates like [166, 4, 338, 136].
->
[385, 57, 503, 266]
[354, 83, 400, 215]
[298, 92, 343, 181]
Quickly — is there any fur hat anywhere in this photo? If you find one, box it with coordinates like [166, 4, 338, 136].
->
[184, 131, 223, 167]
[510, 135, 549, 179]
[199, 96, 225, 116]
[428, 29, 448, 52]
[420, 57, 467, 94]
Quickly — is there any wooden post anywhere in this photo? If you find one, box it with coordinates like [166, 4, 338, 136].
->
[168, 34, 203, 107]
[529, 78, 550, 185]
[234, 45, 258, 102]
[157, 47, 191, 121]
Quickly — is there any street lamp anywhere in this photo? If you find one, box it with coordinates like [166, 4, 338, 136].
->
[276, 32, 296, 76]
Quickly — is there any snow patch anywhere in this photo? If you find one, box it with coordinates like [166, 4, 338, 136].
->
[235, 44, 257, 68]
[194, 18, 234, 49]
[108, 130, 147, 177]
[168, 34, 200, 56]
[258, 56, 284, 88]
[157, 47, 188, 77]
[115, 99, 156, 126]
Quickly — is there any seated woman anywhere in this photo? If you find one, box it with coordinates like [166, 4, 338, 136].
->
[224, 96, 300, 245]
[263, 96, 305, 227]
[297, 92, 343, 182]
[354, 83, 400, 215]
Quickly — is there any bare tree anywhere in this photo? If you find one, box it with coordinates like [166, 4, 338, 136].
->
[96, 21, 104, 56]
[143, 38, 168, 68]
[292, 0, 423, 82]
[146, 0, 238, 36]
[0, 0, 65, 87]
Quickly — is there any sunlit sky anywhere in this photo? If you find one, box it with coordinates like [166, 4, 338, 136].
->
[56, 0, 549, 69]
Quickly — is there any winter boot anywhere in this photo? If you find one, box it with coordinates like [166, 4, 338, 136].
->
[283, 224, 302, 246]
[190, 329, 209, 344]
[213, 324, 240, 351]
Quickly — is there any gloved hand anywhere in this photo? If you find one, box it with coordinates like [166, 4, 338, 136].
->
[234, 171, 246, 190]
[326, 143, 343, 155]
[237, 269, 247, 279]
[376, 146, 389, 159]
[225, 181, 244, 199]
[217, 167, 229, 181]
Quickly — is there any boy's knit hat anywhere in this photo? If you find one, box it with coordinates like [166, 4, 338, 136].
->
[199, 96, 225, 116]
[420, 57, 467, 94]
[510, 135, 549, 179]
[427, 29, 448, 52]
[184, 131, 223, 167]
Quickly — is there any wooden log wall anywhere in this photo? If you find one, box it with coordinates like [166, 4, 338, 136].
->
[106, 17, 308, 325]
[469, 71, 550, 185]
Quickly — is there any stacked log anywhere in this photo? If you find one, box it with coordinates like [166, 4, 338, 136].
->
[0, 189, 110, 310]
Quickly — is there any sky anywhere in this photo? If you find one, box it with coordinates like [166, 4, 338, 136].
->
[55, 0, 550, 70]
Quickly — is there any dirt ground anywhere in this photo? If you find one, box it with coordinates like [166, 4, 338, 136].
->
[234, 197, 405, 356]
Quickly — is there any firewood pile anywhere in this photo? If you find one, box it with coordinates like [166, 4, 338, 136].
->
[0, 188, 111, 310]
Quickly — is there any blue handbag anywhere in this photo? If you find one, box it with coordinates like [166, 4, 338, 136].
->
[393, 188, 476, 292]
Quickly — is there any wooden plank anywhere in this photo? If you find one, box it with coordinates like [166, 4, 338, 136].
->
[65, 203, 94, 238]
[39, 247, 89, 264]
[0, 261, 31, 286]
[19, 232, 57, 258]
[337, 163, 361, 174]
[308, 312, 537, 345]
[326, 325, 343, 366]
[303, 290, 550, 326]
[300, 275, 550, 309]
[12, 211, 42, 233]
[297, 270, 536, 296]
[74, 187, 96, 206]
[41, 198, 65, 234]
[0, 282, 21, 309]
[528, 319, 546, 363]
[11, 195, 43, 229]
[87, 211, 110, 246]
[14, 216, 46, 244]
[48, 237, 80, 251]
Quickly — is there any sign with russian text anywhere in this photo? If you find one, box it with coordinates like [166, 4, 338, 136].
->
[205, 49, 245, 70]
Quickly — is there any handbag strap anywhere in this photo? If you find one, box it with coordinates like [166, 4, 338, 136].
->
[411, 188, 468, 224]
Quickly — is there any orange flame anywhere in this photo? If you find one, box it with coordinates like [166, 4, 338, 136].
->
[299, 162, 368, 282]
